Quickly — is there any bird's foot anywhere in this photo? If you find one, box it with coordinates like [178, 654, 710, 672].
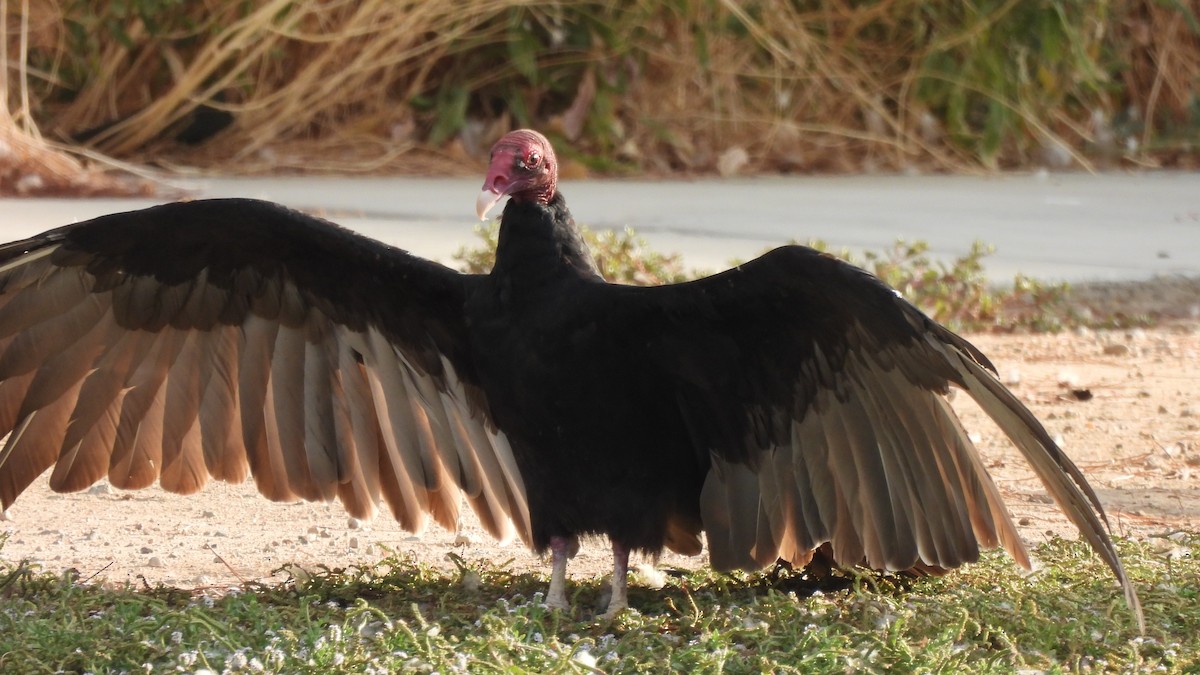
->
[545, 587, 570, 612]
[598, 540, 631, 621]
[599, 597, 628, 622]
[545, 536, 572, 612]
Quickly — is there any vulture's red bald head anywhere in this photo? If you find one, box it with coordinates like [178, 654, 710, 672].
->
[476, 129, 558, 220]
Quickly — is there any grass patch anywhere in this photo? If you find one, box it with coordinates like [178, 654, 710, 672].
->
[0, 536, 1194, 672]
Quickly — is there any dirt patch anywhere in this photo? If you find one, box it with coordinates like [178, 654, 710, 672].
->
[2, 322, 1197, 592]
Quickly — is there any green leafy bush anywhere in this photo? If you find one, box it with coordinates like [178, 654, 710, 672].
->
[454, 225, 1105, 333]
[810, 238, 1078, 332]
[454, 223, 691, 285]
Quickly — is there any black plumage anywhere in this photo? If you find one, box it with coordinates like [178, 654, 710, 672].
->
[0, 130, 1141, 626]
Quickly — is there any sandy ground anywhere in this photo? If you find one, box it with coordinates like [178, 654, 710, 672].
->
[1, 322, 1197, 593]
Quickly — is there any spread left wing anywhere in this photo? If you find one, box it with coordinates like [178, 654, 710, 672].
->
[594, 245, 1140, 625]
[0, 199, 529, 544]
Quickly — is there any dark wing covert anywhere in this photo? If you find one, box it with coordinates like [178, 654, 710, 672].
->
[601, 245, 1139, 621]
[0, 199, 529, 544]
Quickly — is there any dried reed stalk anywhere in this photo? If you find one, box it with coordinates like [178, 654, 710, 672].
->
[11, 0, 1200, 174]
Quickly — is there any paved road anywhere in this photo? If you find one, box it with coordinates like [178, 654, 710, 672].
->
[1, 172, 1196, 282]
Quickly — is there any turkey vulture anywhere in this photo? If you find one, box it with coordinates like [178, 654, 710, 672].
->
[0, 130, 1141, 627]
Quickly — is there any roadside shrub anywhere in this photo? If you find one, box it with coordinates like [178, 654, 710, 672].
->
[455, 225, 1102, 332]
[8, 1, 1198, 172]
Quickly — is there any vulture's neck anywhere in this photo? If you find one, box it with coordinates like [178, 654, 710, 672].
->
[492, 192, 600, 285]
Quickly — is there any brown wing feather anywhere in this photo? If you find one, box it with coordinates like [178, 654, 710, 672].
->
[334, 347, 385, 520]
[635, 245, 1140, 628]
[159, 331, 209, 494]
[700, 341, 1033, 574]
[0, 200, 530, 551]
[947, 347, 1143, 628]
[199, 325, 248, 484]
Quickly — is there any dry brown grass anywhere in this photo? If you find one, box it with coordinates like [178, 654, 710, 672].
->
[1114, 1, 1200, 155]
[0, 117, 154, 196]
[5, 0, 1199, 175]
[0, 0, 151, 195]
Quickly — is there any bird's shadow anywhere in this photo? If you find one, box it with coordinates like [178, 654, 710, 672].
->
[239, 554, 917, 627]
[2, 548, 921, 630]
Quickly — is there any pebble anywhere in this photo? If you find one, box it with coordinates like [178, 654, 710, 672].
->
[15, 174, 45, 193]
[348, 536, 360, 549]
[148, 557, 164, 568]
[1103, 343, 1130, 356]
[357, 620, 390, 640]
[453, 533, 476, 547]
[1144, 455, 1168, 471]
[88, 483, 113, 495]
[1056, 370, 1079, 387]
[202, 510, 216, 518]
[140, 546, 153, 554]
[347, 518, 362, 530]
[717, 146, 750, 177]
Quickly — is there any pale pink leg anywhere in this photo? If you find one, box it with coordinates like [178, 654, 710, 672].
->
[546, 536, 571, 610]
[602, 541, 630, 619]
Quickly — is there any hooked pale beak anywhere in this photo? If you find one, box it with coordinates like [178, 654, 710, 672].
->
[476, 188, 505, 221]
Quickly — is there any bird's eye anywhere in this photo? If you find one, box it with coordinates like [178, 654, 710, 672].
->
[527, 152, 541, 166]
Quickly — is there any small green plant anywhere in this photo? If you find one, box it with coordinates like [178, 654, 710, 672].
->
[454, 225, 1107, 333]
[802, 238, 1078, 332]
[453, 222, 693, 285]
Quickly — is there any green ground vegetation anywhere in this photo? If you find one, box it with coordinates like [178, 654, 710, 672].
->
[0, 536, 1193, 673]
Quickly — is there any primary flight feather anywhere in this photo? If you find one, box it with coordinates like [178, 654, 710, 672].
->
[0, 129, 1141, 626]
